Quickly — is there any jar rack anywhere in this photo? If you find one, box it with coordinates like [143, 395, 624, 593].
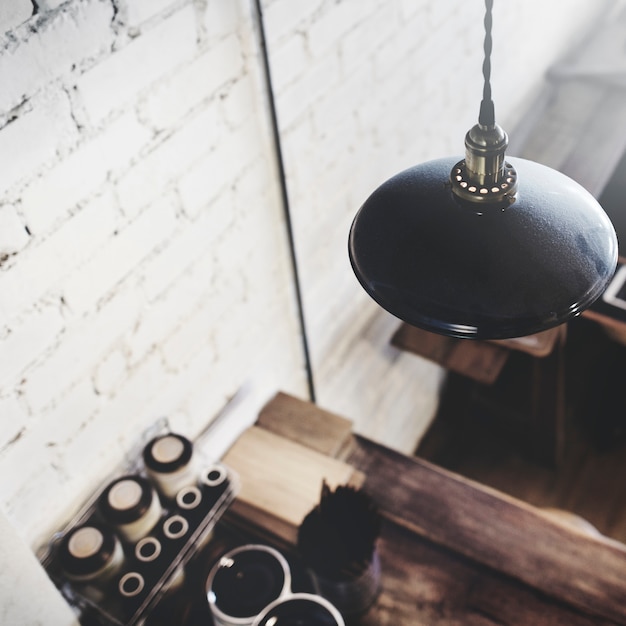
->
[39, 425, 238, 626]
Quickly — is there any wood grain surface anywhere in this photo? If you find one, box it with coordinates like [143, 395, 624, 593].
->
[348, 435, 626, 624]
[257, 391, 626, 624]
[222, 425, 364, 544]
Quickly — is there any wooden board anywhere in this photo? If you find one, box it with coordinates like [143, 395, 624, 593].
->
[257, 391, 353, 458]
[258, 392, 626, 624]
[359, 519, 616, 626]
[348, 435, 626, 625]
[222, 426, 364, 545]
[391, 323, 509, 385]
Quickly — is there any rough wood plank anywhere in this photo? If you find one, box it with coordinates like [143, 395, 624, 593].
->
[391, 323, 509, 385]
[257, 391, 354, 458]
[359, 520, 616, 626]
[222, 426, 364, 545]
[347, 436, 626, 625]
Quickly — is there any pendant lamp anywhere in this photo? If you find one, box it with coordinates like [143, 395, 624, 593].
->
[348, 0, 618, 340]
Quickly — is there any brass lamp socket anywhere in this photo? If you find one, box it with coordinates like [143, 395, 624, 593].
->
[451, 123, 518, 206]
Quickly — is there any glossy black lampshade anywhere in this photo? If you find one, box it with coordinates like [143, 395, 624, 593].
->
[348, 155, 618, 340]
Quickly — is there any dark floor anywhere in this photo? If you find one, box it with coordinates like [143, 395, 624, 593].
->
[414, 316, 626, 544]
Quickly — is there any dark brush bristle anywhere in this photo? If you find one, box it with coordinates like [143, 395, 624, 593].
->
[297, 481, 381, 581]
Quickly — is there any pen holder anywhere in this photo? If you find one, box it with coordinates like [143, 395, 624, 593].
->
[297, 482, 382, 617]
[309, 547, 381, 617]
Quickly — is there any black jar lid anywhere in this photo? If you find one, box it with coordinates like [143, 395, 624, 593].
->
[98, 475, 155, 525]
[208, 545, 289, 619]
[59, 523, 119, 578]
[143, 433, 193, 474]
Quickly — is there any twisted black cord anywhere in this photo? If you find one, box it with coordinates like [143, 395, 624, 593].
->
[479, 0, 495, 127]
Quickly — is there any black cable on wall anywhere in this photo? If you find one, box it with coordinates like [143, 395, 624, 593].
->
[253, 0, 316, 403]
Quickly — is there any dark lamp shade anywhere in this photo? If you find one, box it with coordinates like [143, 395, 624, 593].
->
[348, 156, 618, 339]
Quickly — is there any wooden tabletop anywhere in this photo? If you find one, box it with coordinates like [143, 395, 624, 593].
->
[237, 392, 626, 625]
[145, 391, 626, 625]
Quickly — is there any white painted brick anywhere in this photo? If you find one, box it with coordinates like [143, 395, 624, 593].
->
[35, 0, 67, 11]
[310, 60, 366, 136]
[127, 199, 237, 367]
[0, 1, 33, 33]
[3, 445, 64, 543]
[21, 112, 151, 234]
[141, 194, 234, 301]
[0, 425, 56, 507]
[178, 118, 261, 216]
[267, 32, 308, 95]
[0, 304, 64, 386]
[76, 5, 198, 124]
[161, 302, 216, 370]
[0, 0, 114, 113]
[66, 352, 170, 468]
[140, 33, 244, 130]
[274, 53, 340, 130]
[93, 349, 128, 396]
[203, 0, 242, 42]
[0, 205, 30, 255]
[20, 285, 143, 412]
[261, 0, 324, 45]
[306, 1, 359, 60]
[62, 196, 177, 313]
[126, 0, 177, 26]
[128, 268, 204, 364]
[429, 0, 461, 30]
[116, 105, 223, 216]
[0, 394, 27, 449]
[164, 349, 219, 430]
[47, 191, 120, 270]
[34, 379, 98, 449]
[372, 18, 424, 84]
[399, 0, 423, 21]
[129, 210, 240, 364]
[0, 191, 119, 321]
[339, 6, 396, 76]
[163, 259, 245, 370]
[0, 93, 77, 195]
[0, 191, 117, 318]
[220, 73, 257, 129]
[233, 156, 278, 211]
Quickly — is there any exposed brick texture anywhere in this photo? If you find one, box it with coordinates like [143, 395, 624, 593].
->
[0, 1, 614, 620]
[0, 0, 307, 557]
[0, 1, 33, 33]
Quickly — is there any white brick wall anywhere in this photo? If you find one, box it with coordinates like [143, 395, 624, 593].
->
[75, 5, 198, 125]
[0, 0, 307, 562]
[0, 204, 29, 255]
[0, 0, 618, 620]
[20, 110, 151, 234]
[0, 92, 78, 195]
[0, 1, 33, 33]
[0, 1, 114, 114]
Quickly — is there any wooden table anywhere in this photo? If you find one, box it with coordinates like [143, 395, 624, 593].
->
[157, 392, 626, 626]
